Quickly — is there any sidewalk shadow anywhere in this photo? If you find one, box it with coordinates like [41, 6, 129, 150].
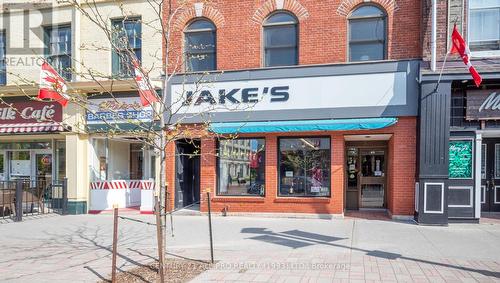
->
[241, 227, 500, 278]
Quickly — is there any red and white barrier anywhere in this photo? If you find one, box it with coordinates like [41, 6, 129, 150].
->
[89, 180, 155, 213]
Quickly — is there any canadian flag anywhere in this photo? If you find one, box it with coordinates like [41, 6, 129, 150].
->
[133, 60, 159, 107]
[450, 25, 482, 87]
[38, 62, 70, 107]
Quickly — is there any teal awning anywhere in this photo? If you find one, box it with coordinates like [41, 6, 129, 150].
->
[209, 118, 397, 134]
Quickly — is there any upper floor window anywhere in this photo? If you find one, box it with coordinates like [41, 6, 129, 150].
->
[263, 12, 298, 67]
[348, 5, 386, 62]
[0, 31, 5, 85]
[45, 26, 72, 81]
[184, 19, 216, 72]
[112, 17, 141, 77]
[469, 0, 500, 52]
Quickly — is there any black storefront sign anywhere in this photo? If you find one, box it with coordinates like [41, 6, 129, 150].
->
[466, 89, 500, 120]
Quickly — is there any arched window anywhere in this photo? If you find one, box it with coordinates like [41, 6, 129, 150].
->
[348, 5, 386, 62]
[263, 12, 298, 67]
[184, 19, 216, 72]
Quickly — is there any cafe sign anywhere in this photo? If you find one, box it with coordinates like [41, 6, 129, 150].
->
[466, 90, 500, 120]
[0, 101, 62, 124]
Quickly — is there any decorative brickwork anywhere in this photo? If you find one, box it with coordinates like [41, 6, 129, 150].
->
[251, 0, 310, 24]
[336, 0, 399, 17]
[166, 0, 421, 72]
[173, 2, 226, 31]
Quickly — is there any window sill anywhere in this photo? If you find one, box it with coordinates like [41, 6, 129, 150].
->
[211, 196, 266, 203]
[274, 197, 330, 204]
[471, 50, 500, 58]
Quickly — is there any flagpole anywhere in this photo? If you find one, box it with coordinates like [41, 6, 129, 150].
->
[433, 51, 450, 93]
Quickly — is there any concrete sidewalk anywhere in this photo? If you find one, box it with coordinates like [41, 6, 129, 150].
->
[0, 214, 499, 282]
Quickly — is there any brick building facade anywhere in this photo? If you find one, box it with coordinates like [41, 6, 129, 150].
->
[164, 0, 422, 218]
[165, 0, 421, 71]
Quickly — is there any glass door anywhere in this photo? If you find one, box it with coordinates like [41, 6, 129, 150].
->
[35, 153, 52, 186]
[359, 149, 386, 208]
[482, 139, 500, 212]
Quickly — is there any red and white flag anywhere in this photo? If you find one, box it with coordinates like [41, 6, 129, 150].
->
[450, 25, 482, 87]
[38, 62, 70, 107]
[133, 60, 159, 107]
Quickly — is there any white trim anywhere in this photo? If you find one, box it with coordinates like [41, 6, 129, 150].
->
[448, 186, 474, 208]
[495, 186, 500, 204]
[481, 185, 486, 204]
[424, 182, 444, 214]
[415, 182, 419, 212]
[482, 143, 487, 179]
[476, 133, 483, 218]
[471, 51, 500, 58]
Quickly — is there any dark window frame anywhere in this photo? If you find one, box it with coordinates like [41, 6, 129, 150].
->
[263, 11, 299, 67]
[347, 4, 387, 62]
[216, 137, 266, 197]
[184, 18, 217, 72]
[111, 17, 142, 78]
[44, 25, 72, 81]
[0, 30, 5, 85]
[277, 136, 332, 198]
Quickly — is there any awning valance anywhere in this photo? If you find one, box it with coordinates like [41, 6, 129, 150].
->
[86, 121, 161, 133]
[0, 122, 65, 134]
[209, 118, 397, 134]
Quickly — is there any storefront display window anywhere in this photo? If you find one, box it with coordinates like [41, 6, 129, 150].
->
[449, 140, 473, 179]
[9, 151, 31, 180]
[218, 138, 265, 196]
[56, 140, 66, 180]
[279, 137, 330, 197]
[91, 137, 155, 181]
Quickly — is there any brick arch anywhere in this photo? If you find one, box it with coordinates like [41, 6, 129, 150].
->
[336, 0, 399, 17]
[251, 0, 309, 25]
[173, 3, 225, 31]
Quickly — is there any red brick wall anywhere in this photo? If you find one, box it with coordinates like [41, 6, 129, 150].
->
[165, 0, 422, 73]
[165, 117, 417, 216]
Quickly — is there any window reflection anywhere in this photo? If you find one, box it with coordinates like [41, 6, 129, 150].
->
[218, 138, 265, 196]
[279, 137, 330, 197]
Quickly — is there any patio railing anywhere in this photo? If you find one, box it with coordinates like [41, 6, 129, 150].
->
[0, 179, 68, 221]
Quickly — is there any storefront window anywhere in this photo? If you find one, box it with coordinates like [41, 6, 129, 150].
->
[9, 151, 31, 180]
[218, 138, 265, 196]
[91, 138, 155, 181]
[279, 137, 331, 197]
[56, 140, 66, 180]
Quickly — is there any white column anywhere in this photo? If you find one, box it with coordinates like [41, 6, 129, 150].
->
[475, 132, 482, 219]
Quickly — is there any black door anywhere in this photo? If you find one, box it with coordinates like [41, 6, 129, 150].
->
[481, 139, 500, 212]
[175, 140, 200, 209]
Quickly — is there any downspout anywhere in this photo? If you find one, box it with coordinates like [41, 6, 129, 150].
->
[431, 0, 437, 72]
